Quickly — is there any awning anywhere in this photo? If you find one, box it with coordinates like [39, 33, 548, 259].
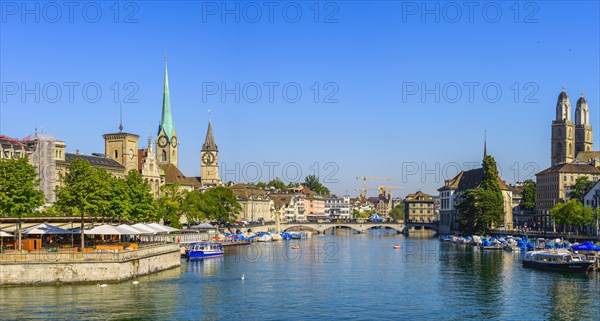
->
[147, 223, 178, 233]
[0, 230, 14, 237]
[21, 223, 73, 235]
[84, 224, 130, 235]
[116, 224, 145, 235]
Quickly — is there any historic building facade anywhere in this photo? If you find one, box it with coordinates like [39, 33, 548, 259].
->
[403, 191, 435, 223]
[536, 88, 599, 230]
[535, 163, 600, 229]
[325, 196, 351, 220]
[229, 184, 273, 222]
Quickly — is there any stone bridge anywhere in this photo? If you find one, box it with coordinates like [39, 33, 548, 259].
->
[246, 222, 408, 234]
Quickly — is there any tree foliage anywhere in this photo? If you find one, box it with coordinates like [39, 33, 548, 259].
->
[550, 199, 594, 232]
[388, 203, 405, 221]
[157, 183, 186, 228]
[568, 176, 594, 203]
[157, 185, 242, 227]
[55, 159, 112, 249]
[457, 188, 504, 235]
[303, 175, 330, 196]
[0, 157, 45, 250]
[519, 179, 536, 211]
[268, 177, 286, 190]
[457, 155, 505, 234]
[0, 157, 45, 217]
[202, 186, 242, 222]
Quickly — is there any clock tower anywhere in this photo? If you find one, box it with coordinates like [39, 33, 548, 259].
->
[157, 57, 179, 167]
[201, 121, 220, 185]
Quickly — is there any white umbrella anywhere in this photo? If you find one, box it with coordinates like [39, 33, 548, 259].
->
[84, 224, 130, 235]
[191, 223, 215, 229]
[147, 223, 178, 233]
[0, 230, 13, 252]
[22, 223, 72, 235]
[116, 224, 144, 235]
[131, 223, 159, 234]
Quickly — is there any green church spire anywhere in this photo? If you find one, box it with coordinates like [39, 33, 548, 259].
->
[158, 57, 174, 139]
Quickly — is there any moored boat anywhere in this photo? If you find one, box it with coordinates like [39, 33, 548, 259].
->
[186, 242, 224, 260]
[522, 249, 596, 273]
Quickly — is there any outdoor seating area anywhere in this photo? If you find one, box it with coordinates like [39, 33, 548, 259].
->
[0, 223, 178, 254]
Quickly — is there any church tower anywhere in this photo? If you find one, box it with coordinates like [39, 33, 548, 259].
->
[103, 106, 139, 174]
[201, 121, 220, 185]
[157, 58, 179, 167]
[551, 88, 575, 166]
[575, 93, 593, 156]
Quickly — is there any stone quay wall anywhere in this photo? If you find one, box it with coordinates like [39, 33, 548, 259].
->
[0, 244, 181, 286]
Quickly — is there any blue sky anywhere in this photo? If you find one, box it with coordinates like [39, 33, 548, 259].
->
[1, 1, 599, 197]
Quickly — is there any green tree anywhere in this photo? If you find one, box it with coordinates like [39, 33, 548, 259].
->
[388, 203, 405, 221]
[181, 190, 205, 224]
[550, 199, 594, 232]
[457, 188, 504, 235]
[519, 179, 536, 211]
[303, 175, 330, 196]
[55, 159, 111, 250]
[203, 186, 242, 222]
[457, 155, 505, 234]
[268, 177, 286, 190]
[123, 170, 157, 223]
[157, 184, 186, 228]
[0, 158, 45, 250]
[568, 176, 594, 203]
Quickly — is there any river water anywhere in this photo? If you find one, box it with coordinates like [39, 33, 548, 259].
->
[1, 230, 599, 320]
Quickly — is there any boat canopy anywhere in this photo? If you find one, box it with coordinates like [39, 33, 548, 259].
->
[571, 242, 600, 251]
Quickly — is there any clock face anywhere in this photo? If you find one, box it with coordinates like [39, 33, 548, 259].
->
[171, 136, 178, 147]
[157, 136, 168, 148]
[129, 149, 134, 159]
[202, 152, 215, 165]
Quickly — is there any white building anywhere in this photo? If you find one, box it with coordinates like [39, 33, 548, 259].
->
[325, 196, 351, 219]
[583, 179, 600, 236]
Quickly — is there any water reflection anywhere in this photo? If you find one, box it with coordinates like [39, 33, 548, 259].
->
[1, 238, 599, 320]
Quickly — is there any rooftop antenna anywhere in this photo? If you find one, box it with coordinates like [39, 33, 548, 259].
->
[562, 84, 566, 91]
[208, 109, 212, 122]
[119, 103, 124, 132]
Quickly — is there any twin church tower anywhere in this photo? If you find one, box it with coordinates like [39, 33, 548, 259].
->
[155, 59, 221, 185]
[551, 87, 593, 166]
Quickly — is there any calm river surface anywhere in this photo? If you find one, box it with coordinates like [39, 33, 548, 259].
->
[1, 231, 599, 320]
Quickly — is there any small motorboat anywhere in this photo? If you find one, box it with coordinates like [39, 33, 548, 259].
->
[186, 242, 224, 260]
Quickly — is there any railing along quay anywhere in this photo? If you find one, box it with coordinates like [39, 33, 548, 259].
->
[0, 243, 178, 264]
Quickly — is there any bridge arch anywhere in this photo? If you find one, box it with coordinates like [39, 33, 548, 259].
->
[403, 223, 439, 234]
[363, 225, 403, 234]
[320, 225, 366, 234]
[283, 225, 320, 233]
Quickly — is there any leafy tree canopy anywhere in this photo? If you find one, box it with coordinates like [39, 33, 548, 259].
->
[569, 176, 594, 203]
[303, 175, 330, 196]
[519, 179, 536, 211]
[0, 157, 44, 218]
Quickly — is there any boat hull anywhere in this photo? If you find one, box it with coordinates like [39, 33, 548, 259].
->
[522, 260, 594, 272]
[186, 251, 224, 260]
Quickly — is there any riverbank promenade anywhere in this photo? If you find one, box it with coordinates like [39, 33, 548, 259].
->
[0, 243, 181, 286]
